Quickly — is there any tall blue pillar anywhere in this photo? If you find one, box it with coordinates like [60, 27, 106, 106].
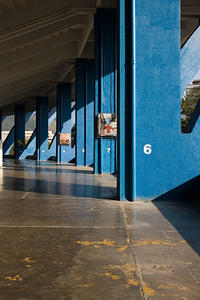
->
[94, 9, 117, 174]
[56, 83, 75, 163]
[118, 0, 200, 201]
[0, 111, 2, 141]
[14, 105, 25, 159]
[36, 97, 48, 161]
[75, 59, 94, 167]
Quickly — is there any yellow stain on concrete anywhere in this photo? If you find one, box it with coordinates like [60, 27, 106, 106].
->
[125, 278, 139, 287]
[24, 257, 37, 263]
[5, 274, 22, 282]
[104, 263, 138, 288]
[118, 245, 128, 253]
[77, 239, 115, 247]
[158, 283, 189, 292]
[143, 285, 156, 296]
[100, 273, 120, 280]
[133, 240, 176, 247]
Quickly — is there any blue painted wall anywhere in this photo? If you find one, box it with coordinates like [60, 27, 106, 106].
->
[56, 83, 75, 163]
[119, 0, 200, 201]
[75, 59, 94, 167]
[94, 9, 117, 174]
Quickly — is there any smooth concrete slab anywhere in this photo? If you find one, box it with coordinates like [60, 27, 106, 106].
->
[0, 160, 199, 299]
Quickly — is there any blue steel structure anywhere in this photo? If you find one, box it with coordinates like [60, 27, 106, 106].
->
[19, 108, 56, 160]
[36, 97, 49, 161]
[56, 83, 75, 163]
[14, 105, 25, 159]
[47, 107, 57, 159]
[3, 112, 33, 156]
[94, 9, 117, 174]
[118, 0, 200, 201]
[75, 59, 94, 167]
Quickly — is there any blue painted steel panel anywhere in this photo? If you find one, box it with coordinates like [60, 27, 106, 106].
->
[56, 83, 75, 163]
[119, 0, 200, 201]
[36, 97, 49, 161]
[14, 105, 25, 159]
[181, 26, 200, 96]
[75, 59, 94, 167]
[94, 9, 117, 174]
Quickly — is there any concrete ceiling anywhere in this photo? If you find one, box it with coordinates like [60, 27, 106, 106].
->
[0, 0, 116, 114]
[0, 0, 199, 114]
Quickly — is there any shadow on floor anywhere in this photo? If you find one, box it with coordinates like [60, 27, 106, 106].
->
[153, 175, 200, 256]
[1, 175, 117, 200]
[3, 165, 94, 175]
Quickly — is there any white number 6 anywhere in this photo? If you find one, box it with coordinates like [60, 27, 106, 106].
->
[144, 144, 152, 155]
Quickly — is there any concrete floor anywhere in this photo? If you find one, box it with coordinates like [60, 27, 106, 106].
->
[0, 160, 199, 299]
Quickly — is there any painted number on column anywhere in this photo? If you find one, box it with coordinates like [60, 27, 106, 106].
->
[107, 148, 111, 154]
[144, 144, 152, 155]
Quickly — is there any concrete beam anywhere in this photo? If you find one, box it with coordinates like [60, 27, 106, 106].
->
[0, 0, 98, 33]
[0, 47, 76, 86]
[0, 25, 84, 55]
[0, 42, 79, 68]
[0, 71, 59, 99]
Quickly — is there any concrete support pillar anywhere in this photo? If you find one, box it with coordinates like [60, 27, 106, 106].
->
[56, 83, 75, 163]
[75, 59, 94, 167]
[36, 97, 48, 161]
[119, 0, 188, 201]
[94, 9, 117, 174]
[0, 111, 2, 141]
[14, 105, 25, 159]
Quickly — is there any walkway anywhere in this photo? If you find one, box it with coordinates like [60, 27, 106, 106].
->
[0, 160, 199, 299]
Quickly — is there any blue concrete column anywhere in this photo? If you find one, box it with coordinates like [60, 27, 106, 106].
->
[0, 111, 2, 141]
[14, 105, 25, 159]
[56, 82, 75, 163]
[94, 9, 117, 174]
[118, 0, 200, 201]
[36, 97, 49, 161]
[75, 59, 94, 167]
